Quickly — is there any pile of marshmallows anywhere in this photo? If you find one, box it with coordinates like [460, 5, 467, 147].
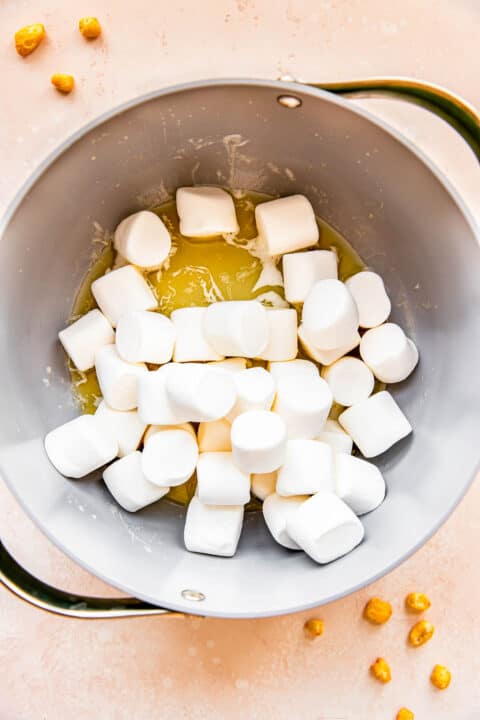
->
[45, 187, 419, 565]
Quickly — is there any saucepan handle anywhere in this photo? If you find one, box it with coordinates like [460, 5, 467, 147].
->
[307, 77, 480, 161]
[0, 538, 178, 618]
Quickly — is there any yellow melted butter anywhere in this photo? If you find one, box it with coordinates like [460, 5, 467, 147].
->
[69, 191, 366, 506]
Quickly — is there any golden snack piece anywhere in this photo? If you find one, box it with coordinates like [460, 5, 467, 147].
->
[405, 592, 431, 613]
[304, 618, 324, 637]
[15, 23, 46, 57]
[408, 619, 435, 647]
[363, 597, 392, 624]
[430, 664, 451, 690]
[396, 709, 414, 720]
[51, 74, 75, 95]
[79, 17, 102, 39]
[370, 657, 391, 683]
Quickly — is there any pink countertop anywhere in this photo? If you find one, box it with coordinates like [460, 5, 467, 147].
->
[1, 2, 479, 718]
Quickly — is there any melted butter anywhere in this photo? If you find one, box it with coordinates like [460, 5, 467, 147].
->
[69, 190, 366, 506]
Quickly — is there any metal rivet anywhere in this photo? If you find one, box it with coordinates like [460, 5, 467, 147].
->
[181, 589, 206, 602]
[277, 95, 302, 109]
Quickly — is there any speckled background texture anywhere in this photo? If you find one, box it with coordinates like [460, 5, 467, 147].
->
[1, 1, 479, 718]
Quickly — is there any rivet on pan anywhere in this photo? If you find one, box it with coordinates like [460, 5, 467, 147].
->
[181, 589, 206, 602]
[277, 95, 302, 109]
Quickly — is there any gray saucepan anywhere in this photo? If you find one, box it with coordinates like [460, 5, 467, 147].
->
[0, 78, 479, 619]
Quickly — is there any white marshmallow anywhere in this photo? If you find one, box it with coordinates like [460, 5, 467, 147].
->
[58, 309, 114, 372]
[251, 471, 277, 501]
[273, 375, 332, 439]
[345, 271, 391, 328]
[298, 324, 361, 366]
[103, 451, 169, 512]
[302, 279, 359, 350]
[203, 301, 268, 357]
[144, 422, 196, 444]
[283, 250, 338, 304]
[226, 367, 276, 423]
[44, 414, 118, 479]
[231, 410, 287, 473]
[262, 493, 307, 550]
[321, 356, 374, 407]
[171, 307, 223, 362]
[142, 426, 198, 487]
[114, 210, 171, 270]
[257, 309, 298, 361]
[137, 365, 189, 425]
[315, 419, 353, 454]
[116, 311, 175, 364]
[166, 363, 236, 422]
[95, 345, 147, 411]
[339, 391, 412, 458]
[176, 186, 239, 237]
[196, 452, 250, 505]
[255, 195, 319, 256]
[276, 439, 335, 496]
[91, 265, 157, 327]
[208, 357, 248, 373]
[335, 453, 386, 515]
[286, 492, 365, 563]
[95, 401, 147, 457]
[267, 359, 319, 383]
[197, 419, 232, 453]
[360, 323, 419, 383]
[184, 497, 244, 557]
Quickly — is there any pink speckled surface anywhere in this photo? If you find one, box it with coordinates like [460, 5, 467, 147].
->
[1, 2, 479, 718]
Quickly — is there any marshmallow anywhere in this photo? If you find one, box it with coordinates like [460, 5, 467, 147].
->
[257, 309, 298, 361]
[226, 367, 276, 422]
[176, 186, 239, 237]
[360, 323, 419, 383]
[251, 471, 277, 501]
[283, 250, 338, 304]
[44, 414, 118, 479]
[339, 391, 412, 458]
[302, 279, 359, 350]
[267, 359, 319, 383]
[91, 265, 157, 327]
[114, 210, 171, 270]
[144, 422, 196, 444]
[116, 310, 175, 364]
[137, 365, 189, 425]
[103, 451, 169, 512]
[58, 309, 114, 371]
[335, 453, 386, 515]
[298, 324, 361, 366]
[321, 357, 374, 407]
[203, 301, 268, 357]
[184, 497, 244, 557]
[231, 410, 287, 473]
[273, 375, 332, 439]
[197, 419, 232, 453]
[142, 426, 198, 487]
[166, 363, 236, 422]
[345, 271, 391, 328]
[277, 439, 335, 496]
[255, 195, 319, 256]
[196, 452, 250, 505]
[263, 493, 307, 549]
[315, 419, 353, 454]
[286, 492, 365, 563]
[95, 345, 147, 411]
[95, 400, 147, 457]
[208, 357, 248, 373]
[171, 307, 223, 362]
